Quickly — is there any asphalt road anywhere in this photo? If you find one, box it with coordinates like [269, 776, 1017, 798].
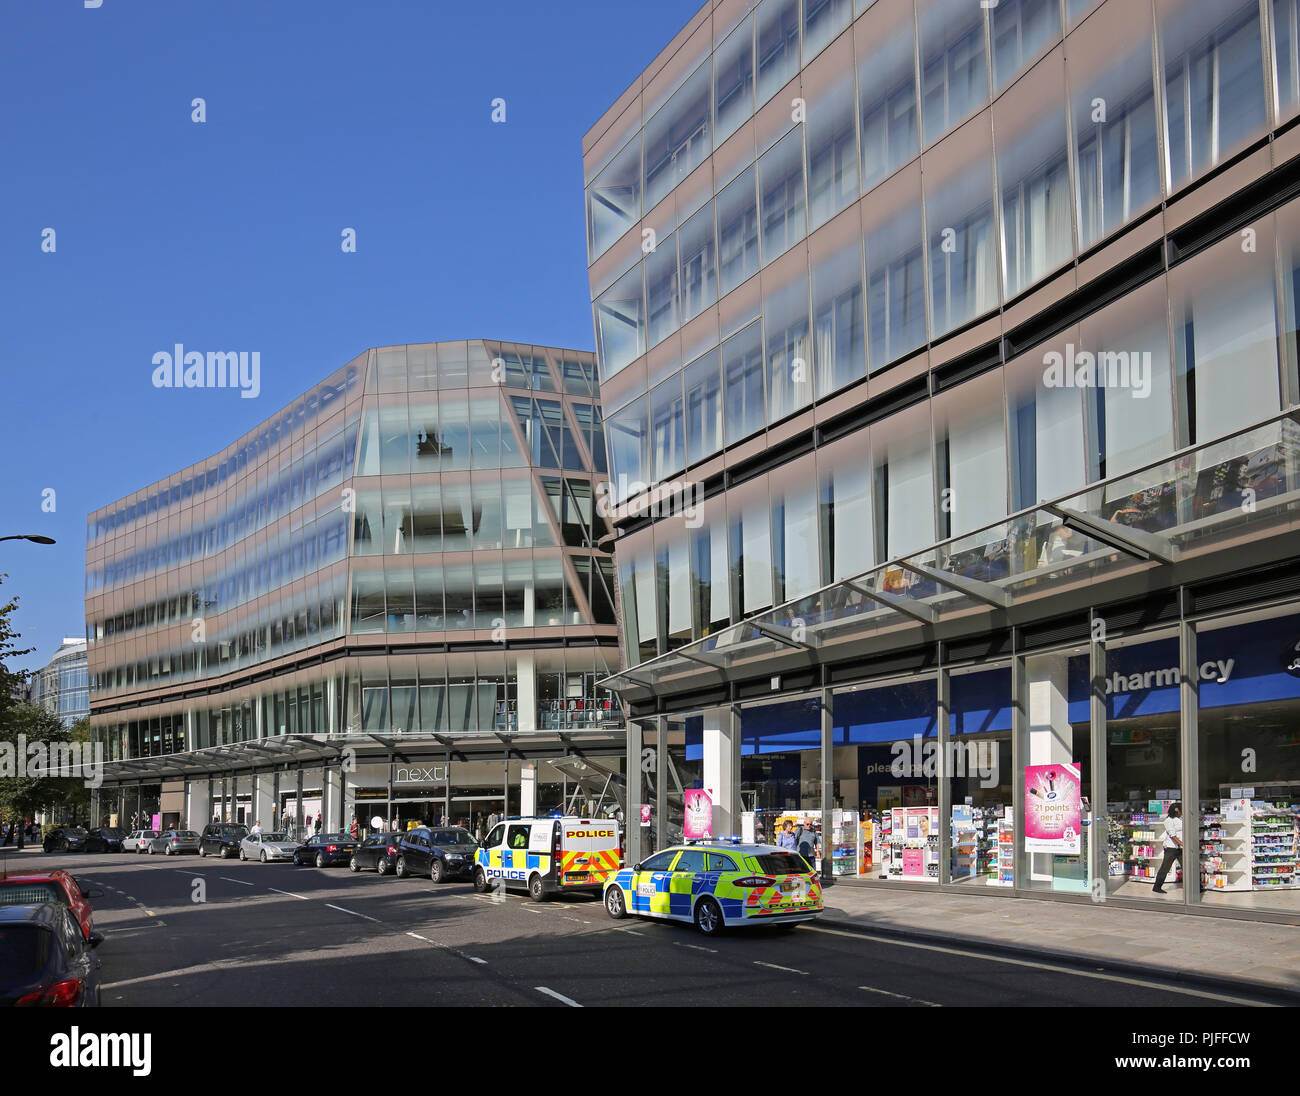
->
[20, 848, 1281, 1008]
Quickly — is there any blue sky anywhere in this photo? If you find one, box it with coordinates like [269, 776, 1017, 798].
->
[0, 0, 700, 673]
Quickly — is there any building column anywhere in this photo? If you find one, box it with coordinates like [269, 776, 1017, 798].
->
[515, 652, 537, 734]
[1026, 652, 1073, 885]
[188, 779, 211, 833]
[625, 721, 645, 866]
[1089, 615, 1108, 899]
[1180, 610, 1200, 907]
[702, 706, 740, 840]
[819, 689, 834, 887]
[254, 773, 274, 831]
[325, 763, 342, 831]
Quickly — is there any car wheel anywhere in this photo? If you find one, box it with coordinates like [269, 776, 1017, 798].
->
[349, 856, 360, 872]
[198, 844, 207, 858]
[260, 851, 268, 864]
[395, 856, 409, 879]
[473, 867, 489, 894]
[165, 845, 173, 856]
[292, 853, 301, 866]
[604, 885, 627, 920]
[528, 874, 547, 903]
[315, 853, 326, 869]
[694, 897, 724, 937]
[430, 860, 445, 885]
[239, 848, 247, 861]
[376, 857, 390, 877]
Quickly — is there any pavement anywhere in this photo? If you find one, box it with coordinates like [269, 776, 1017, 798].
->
[822, 879, 1300, 1000]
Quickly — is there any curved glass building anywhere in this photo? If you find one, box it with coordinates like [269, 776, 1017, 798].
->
[86, 341, 622, 834]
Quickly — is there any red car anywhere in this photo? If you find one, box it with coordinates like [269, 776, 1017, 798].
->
[0, 870, 102, 940]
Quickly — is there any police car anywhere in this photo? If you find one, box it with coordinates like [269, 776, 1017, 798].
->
[473, 816, 622, 902]
[602, 842, 822, 936]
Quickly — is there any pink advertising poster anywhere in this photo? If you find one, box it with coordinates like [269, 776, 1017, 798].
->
[1024, 762, 1082, 853]
[683, 789, 713, 840]
[902, 849, 924, 877]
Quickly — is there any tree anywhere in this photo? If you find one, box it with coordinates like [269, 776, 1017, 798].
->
[0, 702, 80, 845]
[0, 573, 35, 847]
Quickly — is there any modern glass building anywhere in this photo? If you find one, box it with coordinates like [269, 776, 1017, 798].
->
[30, 638, 89, 728]
[587, 0, 1300, 922]
[85, 341, 625, 835]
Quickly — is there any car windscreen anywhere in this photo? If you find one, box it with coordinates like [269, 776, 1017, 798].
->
[143, 831, 158, 838]
[100, 829, 122, 837]
[431, 830, 476, 846]
[174, 832, 198, 840]
[264, 833, 288, 842]
[0, 926, 48, 980]
[0, 883, 65, 907]
[222, 828, 247, 838]
[65, 829, 87, 838]
[320, 834, 350, 843]
[751, 852, 812, 875]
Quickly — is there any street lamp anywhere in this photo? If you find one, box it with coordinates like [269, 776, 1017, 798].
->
[0, 535, 55, 545]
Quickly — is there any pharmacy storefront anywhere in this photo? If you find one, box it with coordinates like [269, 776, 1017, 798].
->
[614, 430, 1300, 923]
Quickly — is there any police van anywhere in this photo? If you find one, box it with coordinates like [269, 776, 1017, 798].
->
[473, 816, 623, 902]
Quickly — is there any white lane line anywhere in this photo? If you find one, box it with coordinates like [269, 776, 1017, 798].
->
[804, 925, 1274, 1007]
[326, 903, 381, 923]
[174, 870, 205, 876]
[753, 960, 809, 975]
[535, 986, 582, 1008]
[469, 957, 487, 965]
[267, 888, 308, 900]
[859, 984, 941, 1007]
[219, 877, 254, 886]
[618, 929, 646, 937]
[405, 931, 486, 966]
[673, 941, 717, 954]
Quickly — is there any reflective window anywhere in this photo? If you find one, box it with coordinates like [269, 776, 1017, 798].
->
[1007, 331, 1089, 510]
[588, 136, 642, 260]
[656, 521, 693, 648]
[650, 373, 686, 482]
[646, 232, 680, 347]
[811, 228, 865, 398]
[595, 264, 645, 380]
[873, 404, 935, 558]
[679, 201, 717, 323]
[1160, 0, 1267, 192]
[718, 166, 760, 294]
[607, 396, 650, 500]
[763, 263, 812, 421]
[1068, 1, 1161, 250]
[1276, 0, 1300, 120]
[756, 0, 801, 105]
[805, 39, 859, 231]
[934, 370, 1009, 540]
[730, 480, 775, 614]
[684, 349, 723, 465]
[715, 14, 756, 147]
[990, 0, 1060, 91]
[723, 321, 766, 444]
[759, 127, 806, 263]
[644, 63, 712, 212]
[918, 0, 989, 148]
[818, 428, 873, 581]
[691, 512, 732, 636]
[438, 395, 469, 471]
[771, 459, 821, 602]
[857, 0, 920, 192]
[924, 118, 1000, 337]
[864, 164, 926, 369]
[996, 52, 1073, 299]
[804, 0, 852, 62]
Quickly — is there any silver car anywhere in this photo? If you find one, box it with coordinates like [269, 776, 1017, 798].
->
[147, 830, 200, 855]
[129, 830, 159, 853]
[239, 832, 297, 862]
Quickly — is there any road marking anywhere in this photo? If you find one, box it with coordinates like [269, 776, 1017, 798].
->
[535, 986, 582, 1008]
[803, 926, 1275, 1006]
[267, 888, 308, 900]
[753, 960, 808, 975]
[618, 929, 646, 936]
[174, 870, 205, 876]
[469, 957, 487, 964]
[219, 877, 254, 886]
[405, 931, 486, 966]
[673, 942, 717, 954]
[859, 984, 941, 1007]
[326, 903, 381, 923]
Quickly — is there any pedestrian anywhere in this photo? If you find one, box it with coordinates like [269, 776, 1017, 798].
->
[250, 819, 263, 837]
[777, 821, 797, 850]
[796, 820, 817, 862]
[1151, 802, 1184, 894]
[349, 818, 359, 840]
[314, 813, 322, 834]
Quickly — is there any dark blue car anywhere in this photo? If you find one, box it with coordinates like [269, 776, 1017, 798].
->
[0, 902, 103, 1006]
[292, 833, 358, 867]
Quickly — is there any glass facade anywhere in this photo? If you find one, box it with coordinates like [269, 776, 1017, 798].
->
[87, 341, 621, 767]
[591, 1, 1300, 921]
[31, 639, 89, 728]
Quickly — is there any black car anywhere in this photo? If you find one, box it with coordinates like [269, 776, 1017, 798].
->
[394, 827, 478, 882]
[0, 902, 103, 1007]
[292, 834, 357, 867]
[350, 833, 402, 875]
[83, 828, 124, 854]
[42, 828, 88, 854]
[198, 823, 248, 859]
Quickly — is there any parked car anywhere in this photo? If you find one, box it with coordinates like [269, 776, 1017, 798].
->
[126, 830, 159, 853]
[0, 869, 102, 939]
[239, 832, 297, 863]
[291, 834, 357, 867]
[83, 828, 124, 854]
[0, 903, 102, 1007]
[395, 827, 478, 882]
[350, 833, 402, 875]
[198, 823, 248, 859]
[147, 830, 200, 856]
[42, 827, 88, 854]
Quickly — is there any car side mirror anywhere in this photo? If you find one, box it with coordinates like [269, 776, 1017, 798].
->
[632, 863, 643, 873]
[82, 888, 104, 900]
[87, 931, 104, 949]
